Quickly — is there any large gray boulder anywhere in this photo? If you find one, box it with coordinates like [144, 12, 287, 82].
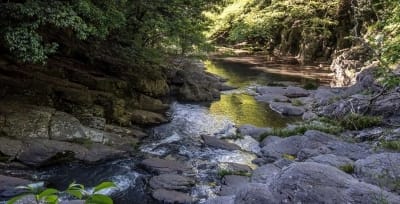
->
[219, 175, 250, 196]
[251, 164, 280, 184]
[152, 189, 192, 204]
[355, 153, 400, 192]
[49, 112, 86, 141]
[261, 131, 336, 162]
[16, 139, 125, 166]
[0, 175, 31, 198]
[284, 86, 309, 98]
[149, 174, 195, 191]
[306, 154, 354, 169]
[270, 162, 400, 204]
[237, 125, 270, 140]
[234, 183, 279, 204]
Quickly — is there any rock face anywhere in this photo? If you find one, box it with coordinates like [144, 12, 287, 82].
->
[168, 60, 227, 102]
[330, 46, 373, 87]
[355, 153, 400, 192]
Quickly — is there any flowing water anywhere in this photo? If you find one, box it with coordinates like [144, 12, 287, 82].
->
[30, 59, 327, 203]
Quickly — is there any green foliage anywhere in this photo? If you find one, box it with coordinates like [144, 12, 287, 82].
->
[259, 121, 343, 141]
[208, 0, 339, 50]
[282, 154, 296, 161]
[339, 164, 355, 174]
[291, 99, 304, 106]
[381, 140, 400, 151]
[7, 181, 116, 204]
[0, 0, 222, 63]
[339, 113, 382, 131]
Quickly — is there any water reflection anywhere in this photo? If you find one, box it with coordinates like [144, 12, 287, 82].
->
[209, 94, 297, 128]
[205, 60, 302, 128]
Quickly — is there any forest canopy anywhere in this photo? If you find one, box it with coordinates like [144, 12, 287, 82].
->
[0, 0, 221, 64]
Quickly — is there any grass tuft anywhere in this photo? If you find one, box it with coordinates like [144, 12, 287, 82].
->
[381, 140, 400, 151]
[339, 113, 382, 130]
[217, 169, 251, 178]
[339, 164, 355, 174]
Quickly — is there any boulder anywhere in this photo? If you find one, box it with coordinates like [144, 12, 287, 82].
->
[284, 86, 309, 98]
[269, 102, 305, 116]
[149, 174, 195, 191]
[270, 162, 400, 204]
[255, 86, 286, 95]
[237, 125, 270, 140]
[251, 164, 280, 184]
[229, 136, 260, 154]
[16, 139, 125, 166]
[355, 153, 400, 192]
[0, 175, 31, 198]
[152, 189, 192, 204]
[141, 158, 192, 175]
[234, 183, 279, 204]
[201, 135, 240, 151]
[306, 154, 354, 169]
[0, 137, 23, 160]
[260, 136, 282, 147]
[49, 112, 86, 141]
[0, 103, 54, 139]
[219, 175, 250, 196]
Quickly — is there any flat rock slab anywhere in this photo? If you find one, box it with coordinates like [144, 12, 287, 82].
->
[284, 86, 310, 98]
[149, 174, 195, 191]
[0, 175, 31, 198]
[16, 139, 126, 166]
[152, 189, 192, 203]
[269, 102, 305, 116]
[141, 158, 192, 175]
[201, 135, 240, 151]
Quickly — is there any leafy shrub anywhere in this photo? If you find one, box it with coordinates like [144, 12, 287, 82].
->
[339, 113, 382, 130]
[7, 181, 116, 204]
[339, 164, 355, 174]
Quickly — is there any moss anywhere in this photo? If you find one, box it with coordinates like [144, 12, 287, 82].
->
[381, 140, 400, 151]
[217, 169, 251, 178]
[339, 113, 382, 130]
[291, 99, 304, 106]
[339, 164, 354, 174]
[282, 154, 296, 160]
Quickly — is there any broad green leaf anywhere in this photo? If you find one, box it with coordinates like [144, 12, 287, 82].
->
[86, 194, 113, 204]
[93, 182, 116, 193]
[67, 189, 84, 199]
[38, 188, 59, 199]
[44, 195, 59, 204]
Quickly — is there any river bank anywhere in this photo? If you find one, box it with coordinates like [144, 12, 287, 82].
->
[1, 56, 399, 204]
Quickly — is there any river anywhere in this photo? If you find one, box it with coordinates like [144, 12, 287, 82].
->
[33, 58, 328, 203]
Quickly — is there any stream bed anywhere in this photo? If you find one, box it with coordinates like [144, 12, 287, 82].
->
[34, 59, 324, 203]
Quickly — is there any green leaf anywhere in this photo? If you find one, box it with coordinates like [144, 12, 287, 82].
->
[38, 188, 59, 199]
[44, 195, 59, 204]
[93, 182, 116, 193]
[86, 194, 113, 204]
[6, 194, 31, 204]
[67, 189, 84, 199]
